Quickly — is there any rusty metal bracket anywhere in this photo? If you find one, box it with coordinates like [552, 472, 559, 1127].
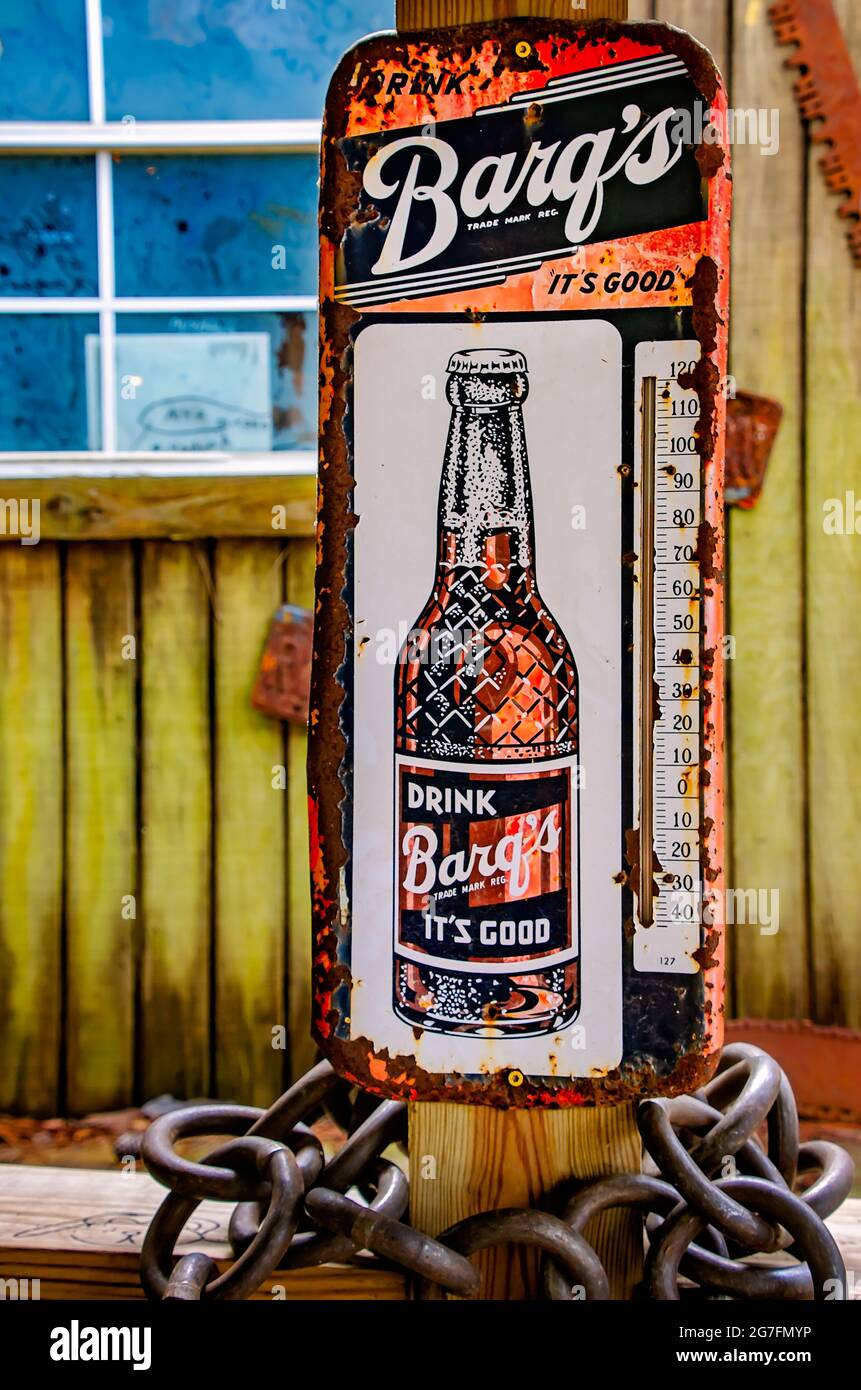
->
[725, 391, 784, 509]
[252, 603, 313, 725]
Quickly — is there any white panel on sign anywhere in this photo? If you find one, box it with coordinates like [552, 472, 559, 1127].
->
[351, 317, 624, 1078]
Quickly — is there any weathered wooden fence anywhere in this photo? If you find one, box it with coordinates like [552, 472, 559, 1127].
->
[0, 476, 317, 1115]
[1, 0, 859, 1115]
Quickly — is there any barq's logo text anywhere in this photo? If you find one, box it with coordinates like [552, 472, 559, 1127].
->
[402, 806, 561, 900]
[364, 106, 683, 276]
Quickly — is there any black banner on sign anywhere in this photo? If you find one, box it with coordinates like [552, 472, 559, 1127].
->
[336, 55, 707, 307]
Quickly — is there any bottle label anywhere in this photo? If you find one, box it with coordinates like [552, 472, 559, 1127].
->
[395, 754, 578, 971]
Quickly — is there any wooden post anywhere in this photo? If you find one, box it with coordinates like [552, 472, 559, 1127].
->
[409, 1102, 643, 1299]
[399, 0, 641, 1302]
[397, 2, 629, 28]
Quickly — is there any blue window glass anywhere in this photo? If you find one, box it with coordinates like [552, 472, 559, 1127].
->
[0, 0, 89, 120]
[0, 315, 97, 450]
[101, 312, 316, 451]
[113, 155, 317, 297]
[0, 158, 98, 297]
[102, 0, 394, 120]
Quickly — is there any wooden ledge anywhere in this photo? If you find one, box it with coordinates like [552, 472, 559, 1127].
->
[0, 1165, 406, 1300]
[0, 472, 317, 541]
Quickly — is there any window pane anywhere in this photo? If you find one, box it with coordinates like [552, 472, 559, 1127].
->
[0, 158, 98, 297]
[101, 313, 315, 451]
[113, 155, 316, 297]
[0, 315, 97, 450]
[0, 0, 89, 120]
[103, 0, 394, 121]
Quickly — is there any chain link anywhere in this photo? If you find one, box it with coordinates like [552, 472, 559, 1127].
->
[138, 1043, 853, 1301]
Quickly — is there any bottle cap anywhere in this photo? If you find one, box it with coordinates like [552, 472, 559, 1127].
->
[446, 349, 528, 376]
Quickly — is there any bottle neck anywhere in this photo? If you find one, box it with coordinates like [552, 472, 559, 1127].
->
[437, 400, 536, 572]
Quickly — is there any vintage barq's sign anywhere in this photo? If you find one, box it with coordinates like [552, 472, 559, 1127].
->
[310, 18, 730, 1106]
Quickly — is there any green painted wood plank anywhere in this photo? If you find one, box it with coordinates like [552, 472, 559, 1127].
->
[0, 545, 63, 1114]
[806, 0, 861, 1028]
[214, 541, 287, 1105]
[65, 545, 136, 1113]
[141, 542, 212, 1098]
[727, 0, 809, 1018]
[286, 539, 316, 1081]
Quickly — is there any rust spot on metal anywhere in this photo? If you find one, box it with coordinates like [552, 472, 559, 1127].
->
[692, 926, 720, 973]
[695, 519, 720, 580]
[313, 1027, 724, 1108]
[695, 139, 725, 180]
[624, 825, 662, 902]
[320, 165, 364, 245]
[683, 256, 724, 469]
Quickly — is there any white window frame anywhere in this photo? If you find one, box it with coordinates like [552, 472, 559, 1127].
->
[0, 0, 321, 479]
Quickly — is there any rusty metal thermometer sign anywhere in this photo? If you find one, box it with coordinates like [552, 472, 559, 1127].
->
[309, 14, 730, 1107]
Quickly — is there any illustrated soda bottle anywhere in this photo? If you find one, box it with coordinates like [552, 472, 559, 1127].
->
[394, 348, 580, 1037]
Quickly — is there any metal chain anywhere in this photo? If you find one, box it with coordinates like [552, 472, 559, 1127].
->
[138, 1043, 853, 1301]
